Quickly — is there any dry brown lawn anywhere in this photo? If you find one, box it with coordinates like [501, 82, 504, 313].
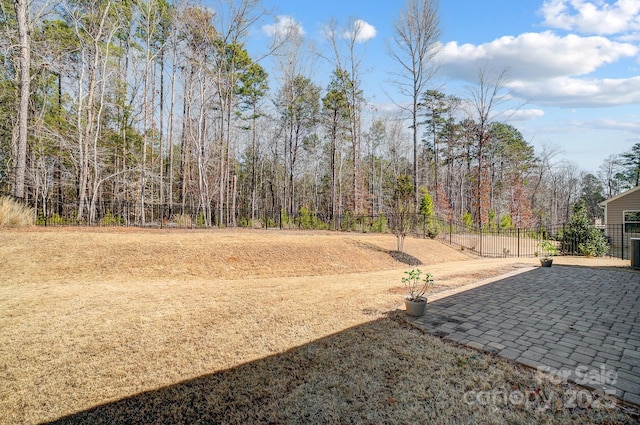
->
[0, 227, 635, 424]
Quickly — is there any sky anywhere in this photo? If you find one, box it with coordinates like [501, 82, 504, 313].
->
[244, 0, 640, 173]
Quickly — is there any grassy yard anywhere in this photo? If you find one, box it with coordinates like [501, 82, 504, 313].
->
[0, 227, 635, 424]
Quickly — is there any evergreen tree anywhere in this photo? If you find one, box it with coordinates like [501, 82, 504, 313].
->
[419, 188, 439, 238]
[562, 200, 609, 256]
[322, 68, 350, 220]
[621, 143, 640, 187]
[580, 174, 605, 220]
[236, 60, 269, 221]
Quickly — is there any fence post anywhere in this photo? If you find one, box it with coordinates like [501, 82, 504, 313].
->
[621, 224, 625, 260]
[517, 228, 520, 258]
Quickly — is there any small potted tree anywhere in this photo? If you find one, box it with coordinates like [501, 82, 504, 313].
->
[538, 240, 558, 267]
[402, 268, 434, 317]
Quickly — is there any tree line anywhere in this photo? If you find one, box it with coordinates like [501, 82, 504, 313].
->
[1, 0, 638, 228]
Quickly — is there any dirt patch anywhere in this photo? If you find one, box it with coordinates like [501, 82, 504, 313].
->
[0, 227, 635, 424]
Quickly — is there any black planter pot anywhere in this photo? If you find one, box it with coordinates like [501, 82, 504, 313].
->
[540, 258, 553, 267]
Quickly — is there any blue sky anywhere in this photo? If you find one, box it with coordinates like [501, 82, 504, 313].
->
[244, 0, 640, 172]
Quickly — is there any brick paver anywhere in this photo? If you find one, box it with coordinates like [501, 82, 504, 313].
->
[405, 265, 640, 406]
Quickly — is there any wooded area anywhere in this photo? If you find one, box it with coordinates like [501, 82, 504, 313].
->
[1, 0, 638, 227]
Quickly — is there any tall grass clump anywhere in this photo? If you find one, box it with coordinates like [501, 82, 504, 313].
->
[0, 196, 35, 227]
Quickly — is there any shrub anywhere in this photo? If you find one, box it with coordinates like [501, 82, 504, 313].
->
[280, 210, 294, 229]
[402, 268, 434, 301]
[371, 213, 387, 233]
[299, 206, 321, 230]
[265, 217, 277, 228]
[341, 210, 354, 232]
[36, 213, 68, 226]
[538, 240, 558, 258]
[197, 212, 206, 227]
[499, 214, 513, 229]
[578, 240, 609, 257]
[462, 211, 473, 231]
[425, 222, 440, 239]
[562, 200, 609, 256]
[488, 209, 498, 231]
[0, 196, 34, 227]
[42, 213, 80, 226]
[419, 188, 434, 217]
[241, 218, 263, 228]
[419, 189, 439, 238]
[100, 210, 123, 226]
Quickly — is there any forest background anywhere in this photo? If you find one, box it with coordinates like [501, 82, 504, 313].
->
[1, 0, 638, 228]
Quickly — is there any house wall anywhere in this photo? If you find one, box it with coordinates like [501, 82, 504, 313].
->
[606, 189, 640, 225]
[605, 188, 640, 259]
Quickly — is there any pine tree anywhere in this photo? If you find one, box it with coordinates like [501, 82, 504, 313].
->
[621, 143, 640, 187]
[562, 200, 609, 256]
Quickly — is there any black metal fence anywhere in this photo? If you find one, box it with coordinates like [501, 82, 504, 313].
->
[35, 202, 392, 231]
[33, 202, 628, 260]
[602, 224, 638, 260]
[429, 218, 626, 260]
[430, 218, 548, 258]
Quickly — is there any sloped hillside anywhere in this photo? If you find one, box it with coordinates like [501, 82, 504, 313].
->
[0, 227, 472, 283]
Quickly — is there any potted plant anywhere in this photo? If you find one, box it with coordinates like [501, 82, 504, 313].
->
[538, 240, 558, 267]
[402, 268, 434, 317]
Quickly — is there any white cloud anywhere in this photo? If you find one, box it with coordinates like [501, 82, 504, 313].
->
[504, 109, 545, 121]
[436, 30, 640, 107]
[437, 31, 638, 81]
[262, 15, 304, 38]
[540, 0, 640, 35]
[577, 118, 640, 131]
[342, 19, 377, 43]
[508, 76, 640, 107]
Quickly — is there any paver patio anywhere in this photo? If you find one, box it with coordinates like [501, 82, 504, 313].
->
[405, 265, 640, 406]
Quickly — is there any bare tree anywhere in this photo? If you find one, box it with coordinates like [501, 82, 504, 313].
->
[598, 154, 625, 198]
[324, 19, 370, 215]
[530, 143, 561, 224]
[210, 0, 263, 226]
[276, 74, 320, 215]
[66, 0, 120, 221]
[137, 0, 167, 225]
[387, 0, 440, 206]
[388, 174, 414, 253]
[166, 6, 179, 215]
[12, 0, 30, 199]
[465, 66, 509, 227]
[272, 17, 314, 215]
[180, 5, 217, 225]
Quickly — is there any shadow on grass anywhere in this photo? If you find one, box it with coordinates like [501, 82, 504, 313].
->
[44, 267, 640, 424]
[46, 316, 420, 424]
